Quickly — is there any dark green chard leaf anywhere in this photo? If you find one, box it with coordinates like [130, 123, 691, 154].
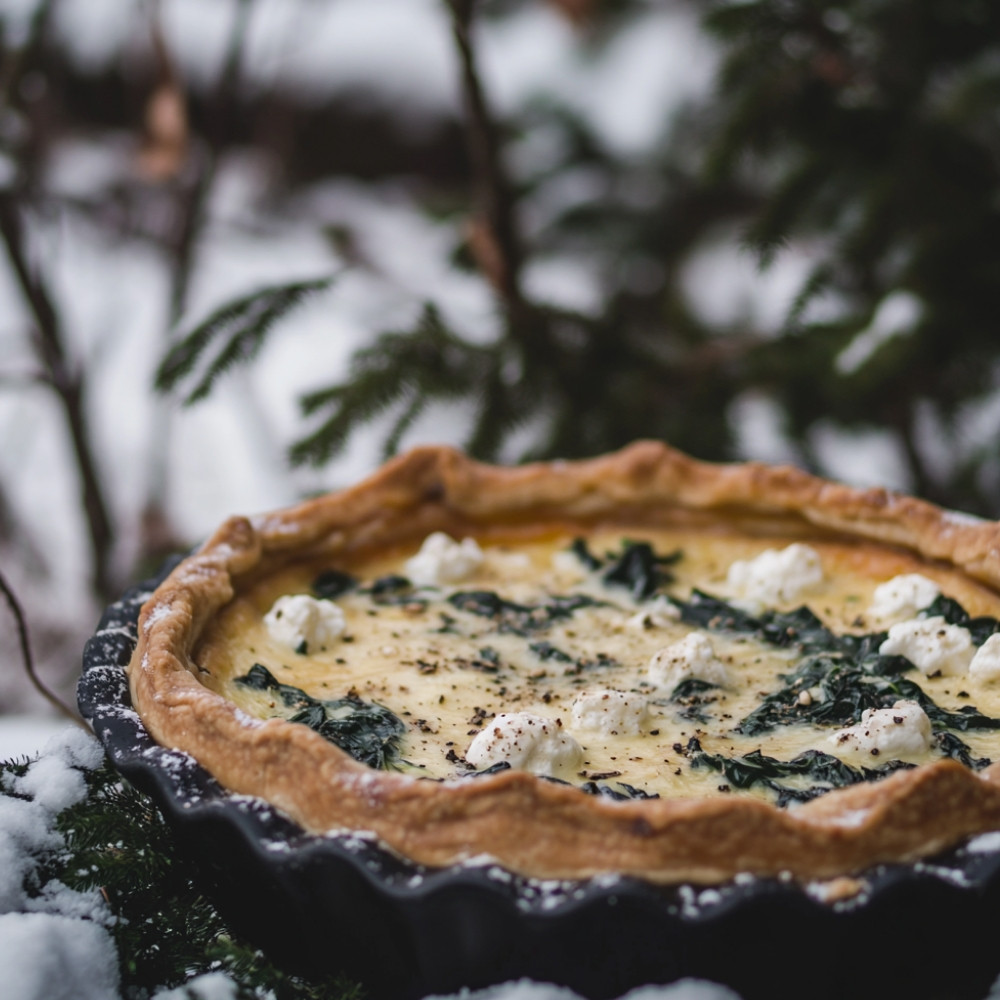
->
[568, 537, 681, 600]
[364, 574, 427, 608]
[692, 747, 916, 807]
[579, 780, 660, 801]
[935, 731, 992, 770]
[529, 641, 574, 663]
[923, 594, 1000, 645]
[235, 664, 405, 769]
[447, 589, 601, 635]
[670, 678, 719, 700]
[602, 541, 681, 600]
[738, 652, 1000, 737]
[669, 678, 720, 724]
[311, 569, 358, 599]
[570, 537, 602, 571]
[677, 590, 887, 658]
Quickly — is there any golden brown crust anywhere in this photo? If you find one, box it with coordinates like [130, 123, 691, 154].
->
[129, 441, 1000, 884]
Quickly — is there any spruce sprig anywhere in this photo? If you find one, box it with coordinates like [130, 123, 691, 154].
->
[290, 301, 515, 466]
[24, 756, 364, 999]
[156, 276, 337, 405]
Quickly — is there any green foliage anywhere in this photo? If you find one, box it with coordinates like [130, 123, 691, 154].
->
[156, 277, 337, 405]
[290, 302, 508, 465]
[152, 0, 1000, 515]
[235, 663, 405, 770]
[22, 756, 363, 999]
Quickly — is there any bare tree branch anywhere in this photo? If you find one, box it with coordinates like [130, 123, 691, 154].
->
[445, 0, 526, 313]
[0, 569, 83, 725]
[0, 193, 116, 599]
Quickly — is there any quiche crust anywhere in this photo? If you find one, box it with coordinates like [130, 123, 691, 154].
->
[129, 441, 1000, 884]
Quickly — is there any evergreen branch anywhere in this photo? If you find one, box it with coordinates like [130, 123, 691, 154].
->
[43, 759, 364, 998]
[382, 392, 427, 460]
[741, 156, 828, 268]
[291, 367, 414, 467]
[466, 367, 520, 461]
[784, 261, 838, 330]
[291, 303, 497, 467]
[156, 276, 336, 405]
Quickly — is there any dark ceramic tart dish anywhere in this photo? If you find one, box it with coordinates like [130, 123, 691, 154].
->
[79, 444, 1000, 999]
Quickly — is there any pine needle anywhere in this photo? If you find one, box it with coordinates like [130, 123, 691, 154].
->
[156, 276, 337, 405]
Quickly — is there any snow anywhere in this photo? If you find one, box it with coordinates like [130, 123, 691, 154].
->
[0, 717, 72, 763]
[0, 724, 744, 1000]
[0, 914, 119, 1000]
[0, 728, 119, 1000]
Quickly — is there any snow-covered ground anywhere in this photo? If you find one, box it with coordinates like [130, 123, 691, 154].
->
[0, 727, 746, 1000]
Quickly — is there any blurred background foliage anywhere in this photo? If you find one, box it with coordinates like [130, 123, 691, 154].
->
[2, 0, 1000, 707]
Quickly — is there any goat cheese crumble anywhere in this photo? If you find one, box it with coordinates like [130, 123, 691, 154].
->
[466, 712, 583, 776]
[571, 689, 651, 736]
[726, 543, 823, 606]
[868, 573, 941, 623]
[648, 632, 731, 690]
[627, 595, 681, 630]
[831, 700, 933, 757]
[405, 532, 484, 586]
[970, 634, 1000, 683]
[879, 616, 975, 677]
[263, 594, 345, 651]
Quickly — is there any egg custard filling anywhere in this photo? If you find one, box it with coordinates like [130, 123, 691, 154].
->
[196, 528, 1000, 810]
[129, 443, 1000, 884]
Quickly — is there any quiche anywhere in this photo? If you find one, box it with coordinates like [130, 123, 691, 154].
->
[128, 442, 1000, 885]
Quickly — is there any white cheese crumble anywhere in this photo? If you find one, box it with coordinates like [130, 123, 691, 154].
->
[830, 700, 933, 757]
[465, 712, 583, 776]
[868, 573, 941, 623]
[627, 595, 681, 630]
[726, 543, 823, 606]
[263, 594, 345, 651]
[570, 689, 651, 736]
[879, 615, 975, 676]
[647, 632, 731, 690]
[405, 531, 484, 586]
[969, 633, 1000, 683]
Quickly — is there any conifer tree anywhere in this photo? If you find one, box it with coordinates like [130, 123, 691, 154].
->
[156, 0, 1000, 516]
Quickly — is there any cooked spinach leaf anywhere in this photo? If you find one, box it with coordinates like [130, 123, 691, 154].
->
[529, 641, 574, 663]
[570, 537, 602, 571]
[923, 595, 1000, 645]
[579, 780, 660, 801]
[677, 591, 886, 659]
[235, 664, 404, 769]
[673, 589, 1000, 740]
[670, 678, 719, 700]
[692, 747, 916, 806]
[447, 589, 601, 635]
[935, 731, 992, 770]
[668, 678, 719, 724]
[363, 574, 427, 608]
[737, 654, 1000, 737]
[311, 569, 358, 599]
[602, 541, 681, 600]
[569, 538, 681, 600]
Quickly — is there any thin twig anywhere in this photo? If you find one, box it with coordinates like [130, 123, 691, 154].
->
[0, 193, 115, 599]
[140, 0, 257, 567]
[445, 0, 526, 312]
[165, 0, 254, 325]
[0, 569, 83, 725]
